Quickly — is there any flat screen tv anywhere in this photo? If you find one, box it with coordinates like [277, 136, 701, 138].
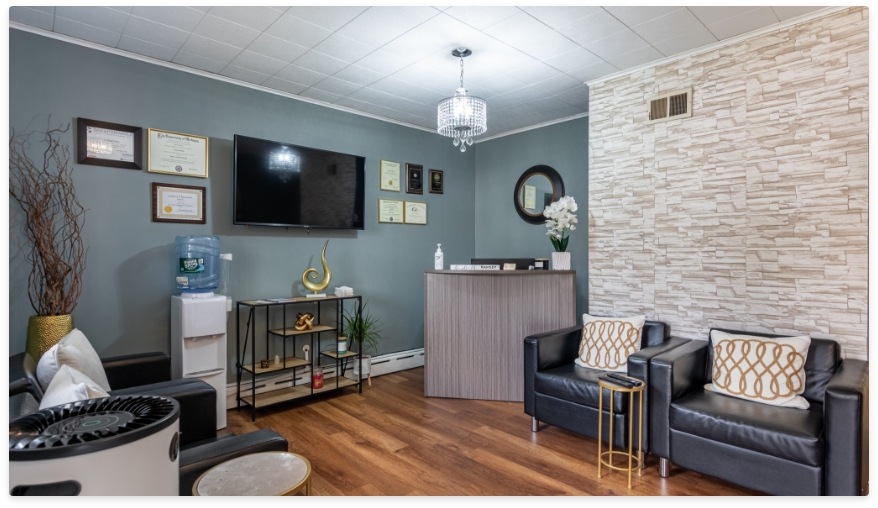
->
[233, 134, 365, 230]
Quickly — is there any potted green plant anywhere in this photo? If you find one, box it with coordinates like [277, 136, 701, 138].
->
[342, 301, 382, 385]
[9, 121, 86, 361]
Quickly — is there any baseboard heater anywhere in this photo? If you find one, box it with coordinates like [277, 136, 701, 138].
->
[226, 348, 424, 404]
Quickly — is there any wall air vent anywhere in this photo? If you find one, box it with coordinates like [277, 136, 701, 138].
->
[647, 88, 692, 123]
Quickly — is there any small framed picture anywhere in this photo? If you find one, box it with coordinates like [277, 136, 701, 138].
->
[76, 117, 143, 170]
[404, 201, 427, 225]
[429, 169, 444, 194]
[380, 160, 401, 192]
[406, 163, 423, 194]
[152, 182, 206, 224]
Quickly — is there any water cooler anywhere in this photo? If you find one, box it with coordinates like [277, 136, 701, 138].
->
[170, 236, 229, 430]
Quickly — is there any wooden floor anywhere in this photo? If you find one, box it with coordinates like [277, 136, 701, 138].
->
[226, 367, 757, 496]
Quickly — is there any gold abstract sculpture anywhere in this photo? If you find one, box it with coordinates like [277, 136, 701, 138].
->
[302, 240, 331, 295]
[294, 312, 315, 331]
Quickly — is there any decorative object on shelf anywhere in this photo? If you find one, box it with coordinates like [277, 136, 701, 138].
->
[338, 336, 348, 355]
[76, 117, 143, 170]
[274, 355, 280, 366]
[343, 301, 382, 387]
[302, 345, 311, 363]
[294, 312, 315, 331]
[260, 359, 271, 369]
[544, 195, 577, 270]
[10, 120, 86, 362]
[302, 240, 331, 297]
[334, 286, 354, 297]
[311, 366, 324, 389]
[147, 127, 209, 178]
[437, 47, 487, 152]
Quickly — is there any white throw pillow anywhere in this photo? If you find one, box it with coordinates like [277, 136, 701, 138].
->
[705, 330, 811, 409]
[39, 364, 110, 410]
[36, 328, 111, 392]
[575, 314, 646, 372]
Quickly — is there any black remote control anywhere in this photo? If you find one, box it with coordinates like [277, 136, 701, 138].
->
[607, 373, 643, 386]
[600, 374, 637, 388]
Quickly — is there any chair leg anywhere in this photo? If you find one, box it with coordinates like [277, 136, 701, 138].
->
[531, 417, 539, 432]
[660, 457, 671, 478]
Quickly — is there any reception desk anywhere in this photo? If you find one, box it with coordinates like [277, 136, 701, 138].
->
[423, 270, 576, 402]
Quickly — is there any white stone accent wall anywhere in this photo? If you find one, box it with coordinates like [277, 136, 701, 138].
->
[588, 7, 868, 359]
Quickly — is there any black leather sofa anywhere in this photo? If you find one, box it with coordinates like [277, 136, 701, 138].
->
[650, 329, 869, 495]
[524, 320, 688, 451]
[10, 351, 289, 495]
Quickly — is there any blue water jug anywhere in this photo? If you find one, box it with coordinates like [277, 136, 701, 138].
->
[175, 235, 220, 293]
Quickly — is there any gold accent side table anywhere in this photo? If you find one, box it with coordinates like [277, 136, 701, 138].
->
[193, 451, 312, 496]
[597, 378, 645, 489]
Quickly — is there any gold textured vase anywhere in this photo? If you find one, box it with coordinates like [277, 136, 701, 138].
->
[26, 314, 74, 361]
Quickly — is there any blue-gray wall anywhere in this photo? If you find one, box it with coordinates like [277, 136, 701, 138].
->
[8, 30, 589, 380]
[8, 29, 476, 376]
[474, 118, 589, 317]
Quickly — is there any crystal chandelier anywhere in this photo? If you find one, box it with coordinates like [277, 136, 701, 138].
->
[437, 48, 487, 153]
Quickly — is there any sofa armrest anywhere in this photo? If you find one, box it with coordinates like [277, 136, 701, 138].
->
[179, 429, 289, 495]
[628, 337, 692, 379]
[524, 326, 581, 415]
[110, 378, 217, 446]
[102, 352, 171, 389]
[824, 358, 869, 495]
[648, 339, 709, 458]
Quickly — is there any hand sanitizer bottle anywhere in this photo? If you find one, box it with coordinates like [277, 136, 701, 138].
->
[434, 243, 444, 270]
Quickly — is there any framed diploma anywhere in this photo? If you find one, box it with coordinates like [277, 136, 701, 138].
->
[404, 201, 427, 225]
[77, 118, 142, 170]
[152, 182, 206, 224]
[378, 199, 404, 223]
[406, 163, 423, 194]
[147, 128, 209, 178]
[380, 160, 401, 192]
[429, 169, 444, 194]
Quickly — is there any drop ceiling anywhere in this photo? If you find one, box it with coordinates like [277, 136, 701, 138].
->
[10, 5, 828, 139]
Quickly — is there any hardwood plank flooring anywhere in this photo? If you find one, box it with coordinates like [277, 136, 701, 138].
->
[226, 367, 757, 496]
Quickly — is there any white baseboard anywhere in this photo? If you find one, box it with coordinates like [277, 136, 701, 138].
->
[225, 348, 424, 407]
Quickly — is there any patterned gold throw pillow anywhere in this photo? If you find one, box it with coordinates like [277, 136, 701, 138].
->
[706, 330, 811, 409]
[575, 314, 645, 372]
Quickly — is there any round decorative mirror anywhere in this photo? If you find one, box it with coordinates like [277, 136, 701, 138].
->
[513, 165, 565, 224]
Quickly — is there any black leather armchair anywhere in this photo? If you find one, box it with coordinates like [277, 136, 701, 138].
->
[10, 352, 289, 495]
[650, 329, 869, 495]
[524, 320, 688, 452]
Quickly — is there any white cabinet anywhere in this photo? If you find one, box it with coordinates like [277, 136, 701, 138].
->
[171, 295, 228, 429]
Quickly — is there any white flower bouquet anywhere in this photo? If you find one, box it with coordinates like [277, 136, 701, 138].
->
[543, 195, 578, 252]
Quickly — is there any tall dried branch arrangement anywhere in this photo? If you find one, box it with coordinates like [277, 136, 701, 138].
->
[9, 122, 86, 316]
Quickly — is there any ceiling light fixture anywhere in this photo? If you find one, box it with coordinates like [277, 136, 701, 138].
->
[437, 48, 487, 153]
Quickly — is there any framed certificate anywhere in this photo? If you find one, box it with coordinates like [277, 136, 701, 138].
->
[77, 118, 142, 170]
[429, 169, 444, 194]
[147, 128, 209, 178]
[404, 201, 427, 225]
[380, 160, 401, 192]
[152, 182, 206, 223]
[406, 163, 423, 194]
[378, 199, 404, 223]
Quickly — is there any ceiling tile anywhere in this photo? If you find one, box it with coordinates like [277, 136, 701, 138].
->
[523, 6, 603, 30]
[56, 7, 128, 33]
[286, 6, 368, 32]
[443, 5, 520, 30]
[566, 61, 621, 83]
[180, 34, 241, 64]
[53, 17, 121, 47]
[542, 46, 603, 74]
[194, 15, 260, 49]
[293, 50, 349, 76]
[206, 6, 285, 31]
[312, 34, 375, 64]
[9, 6, 55, 31]
[335, 6, 439, 48]
[309, 76, 363, 96]
[117, 35, 178, 62]
[172, 50, 227, 74]
[526, 73, 588, 98]
[626, 8, 701, 44]
[552, 84, 589, 107]
[353, 49, 413, 76]
[262, 76, 308, 95]
[130, 6, 206, 32]
[556, 9, 628, 46]
[585, 29, 651, 62]
[220, 65, 270, 85]
[332, 65, 386, 87]
[274, 64, 328, 88]
[700, 7, 782, 39]
[651, 25, 719, 58]
[230, 51, 288, 76]
[299, 87, 344, 104]
[604, 6, 687, 27]
[609, 45, 666, 70]
[772, 6, 824, 22]
[123, 17, 190, 49]
[265, 12, 332, 48]
[247, 33, 309, 64]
